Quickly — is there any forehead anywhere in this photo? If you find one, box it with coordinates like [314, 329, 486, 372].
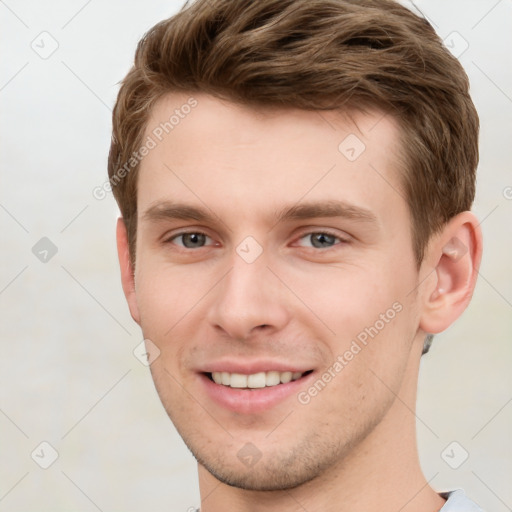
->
[138, 92, 406, 227]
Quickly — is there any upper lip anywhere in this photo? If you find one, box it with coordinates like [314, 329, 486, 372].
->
[199, 359, 314, 375]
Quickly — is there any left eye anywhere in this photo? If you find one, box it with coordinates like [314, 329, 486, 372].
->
[297, 232, 342, 249]
[171, 232, 213, 248]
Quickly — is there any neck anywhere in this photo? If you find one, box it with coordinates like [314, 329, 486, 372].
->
[197, 344, 445, 512]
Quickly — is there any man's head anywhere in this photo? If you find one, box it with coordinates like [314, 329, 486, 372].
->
[108, 0, 479, 268]
[109, 0, 482, 498]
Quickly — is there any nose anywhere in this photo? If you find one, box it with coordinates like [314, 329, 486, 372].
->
[207, 253, 291, 341]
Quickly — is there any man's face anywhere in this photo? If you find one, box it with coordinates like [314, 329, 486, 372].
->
[127, 93, 426, 490]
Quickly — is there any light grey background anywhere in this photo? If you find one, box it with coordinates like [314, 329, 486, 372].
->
[1, 1, 511, 511]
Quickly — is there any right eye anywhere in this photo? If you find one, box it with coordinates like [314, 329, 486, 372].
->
[168, 232, 214, 249]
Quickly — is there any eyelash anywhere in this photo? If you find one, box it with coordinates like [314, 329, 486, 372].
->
[165, 231, 216, 248]
[294, 230, 349, 249]
[165, 229, 349, 250]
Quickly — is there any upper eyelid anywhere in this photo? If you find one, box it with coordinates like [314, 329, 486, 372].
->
[293, 233, 349, 249]
[163, 228, 212, 241]
[294, 228, 351, 242]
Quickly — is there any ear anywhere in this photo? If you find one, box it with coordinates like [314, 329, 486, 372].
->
[419, 211, 483, 334]
[116, 217, 141, 324]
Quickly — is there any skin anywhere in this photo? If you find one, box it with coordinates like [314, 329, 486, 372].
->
[117, 93, 482, 512]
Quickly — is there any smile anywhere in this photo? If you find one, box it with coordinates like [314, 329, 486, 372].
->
[199, 364, 316, 413]
[208, 370, 311, 389]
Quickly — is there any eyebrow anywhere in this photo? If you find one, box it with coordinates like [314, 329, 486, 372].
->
[142, 202, 212, 223]
[141, 199, 377, 225]
[275, 200, 377, 224]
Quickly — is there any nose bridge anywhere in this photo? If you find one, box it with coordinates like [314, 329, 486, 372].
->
[208, 249, 289, 339]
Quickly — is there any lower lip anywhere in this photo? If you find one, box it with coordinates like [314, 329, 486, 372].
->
[198, 372, 316, 414]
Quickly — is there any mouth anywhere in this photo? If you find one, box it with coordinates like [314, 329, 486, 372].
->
[198, 363, 317, 413]
[206, 370, 314, 389]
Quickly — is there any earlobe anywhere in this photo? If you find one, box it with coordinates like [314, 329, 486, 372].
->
[419, 212, 483, 334]
[116, 217, 141, 324]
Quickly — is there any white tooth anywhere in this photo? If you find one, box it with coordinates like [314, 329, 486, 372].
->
[212, 372, 222, 384]
[280, 371, 292, 384]
[248, 372, 266, 388]
[221, 372, 230, 385]
[230, 373, 248, 388]
[292, 372, 302, 381]
[265, 371, 281, 387]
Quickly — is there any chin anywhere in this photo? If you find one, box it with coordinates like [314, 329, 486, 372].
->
[183, 430, 348, 492]
[197, 454, 323, 491]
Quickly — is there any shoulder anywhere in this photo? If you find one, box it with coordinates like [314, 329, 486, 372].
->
[439, 489, 485, 512]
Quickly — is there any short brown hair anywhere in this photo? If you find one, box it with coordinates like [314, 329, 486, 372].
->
[108, 0, 479, 265]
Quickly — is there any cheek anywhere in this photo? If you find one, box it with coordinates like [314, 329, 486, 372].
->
[298, 300, 416, 432]
[134, 261, 204, 339]
[283, 260, 410, 337]
[134, 257, 228, 369]
[293, 259, 419, 389]
[135, 257, 215, 314]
